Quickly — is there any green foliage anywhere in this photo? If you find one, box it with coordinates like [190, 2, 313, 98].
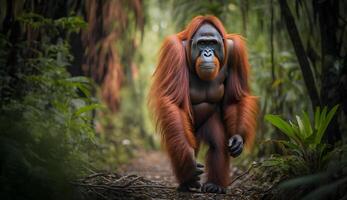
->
[0, 13, 96, 200]
[264, 105, 339, 173]
[256, 106, 343, 199]
[277, 145, 347, 199]
[18, 12, 87, 34]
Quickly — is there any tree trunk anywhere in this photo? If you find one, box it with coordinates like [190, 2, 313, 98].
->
[317, 0, 342, 144]
[278, 0, 321, 110]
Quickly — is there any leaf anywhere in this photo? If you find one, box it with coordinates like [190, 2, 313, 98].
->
[296, 115, 306, 139]
[261, 158, 283, 167]
[73, 104, 103, 117]
[281, 140, 300, 150]
[265, 114, 295, 139]
[315, 105, 339, 145]
[289, 121, 303, 145]
[318, 106, 328, 132]
[302, 111, 313, 138]
[304, 133, 316, 148]
[314, 107, 320, 130]
[321, 105, 339, 137]
[76, 83, 92, 97]
[60, 77, 92, 97]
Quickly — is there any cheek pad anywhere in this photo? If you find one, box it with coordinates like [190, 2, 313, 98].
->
[190, 41, 200, 65]
[214, 41, 224, 63]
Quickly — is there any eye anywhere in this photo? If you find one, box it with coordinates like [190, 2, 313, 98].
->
[208, 40, 217, 45]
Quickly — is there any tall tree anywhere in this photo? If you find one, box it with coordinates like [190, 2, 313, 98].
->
[279, 0, 347, 144]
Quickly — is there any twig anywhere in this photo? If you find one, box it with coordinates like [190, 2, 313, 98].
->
[229, 162, 258, 186]
[84, 172, 106, 180]
[124, 184, 175, 189]
[90, 188, 108, 200]
[116, 176, 142, 188]
[73, 182, 175, 190]
[111, 174, 137, 185]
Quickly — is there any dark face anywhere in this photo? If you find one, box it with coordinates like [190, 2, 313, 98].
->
[191, 23, 224, 81]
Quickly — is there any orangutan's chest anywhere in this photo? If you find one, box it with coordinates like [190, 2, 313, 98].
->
[189, 68, 227, 127]
[189, 67, 227, 105]
[189, 80, 224, 105]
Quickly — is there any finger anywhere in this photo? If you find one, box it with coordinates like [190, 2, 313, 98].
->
[232, 147, 242, 154]
[202, 184, 210, 192]
[231, 146, 243, 157]
[229, 141, 242, 152]
[235, 147, 243, 155]
[194, 168, 203, 176]
[212, 185, 219, 193]
[235, 136, 244, 144]
[196, 163, 204, 168]
[230, 145, 242, 155]
[228, 138, 235, 147]
[206, 184, 214, 192]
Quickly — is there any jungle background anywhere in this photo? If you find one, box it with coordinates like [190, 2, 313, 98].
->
[1, 0, 346, 199]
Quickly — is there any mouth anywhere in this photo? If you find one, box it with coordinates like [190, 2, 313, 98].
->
[200, 63, 215, 70]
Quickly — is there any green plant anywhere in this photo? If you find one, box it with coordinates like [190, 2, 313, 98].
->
[0, 12, 97, 200]
[265, 105, 339, 173]
[277, 144, 347, 200]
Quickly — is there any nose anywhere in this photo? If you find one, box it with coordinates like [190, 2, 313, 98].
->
[203, 48, 213, 57]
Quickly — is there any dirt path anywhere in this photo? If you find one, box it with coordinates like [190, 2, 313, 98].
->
[118, 151, 176, 187]
[76, 151, 272, 199]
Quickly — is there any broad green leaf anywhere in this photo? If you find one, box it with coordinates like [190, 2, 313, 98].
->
[315, 106, 338, 145]
[302, 111, 313, 138]
[318, 106, 328, 131]
[265, 114, 295, 139]
[304, 133, 317, 148]
[289, 121, 303, 145]
[296, 115, 305, 138]
[320, 105, 339, 138]
[325, 105, 339, 126]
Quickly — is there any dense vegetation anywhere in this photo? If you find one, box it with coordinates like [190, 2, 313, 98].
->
[0, 12, 95, 199]
[0, 0, 346, 199]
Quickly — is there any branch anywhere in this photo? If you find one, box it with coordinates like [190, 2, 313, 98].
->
[229, 162, 258, 186]
[278, 0, 321, 108]
[73, 182, 175, 190]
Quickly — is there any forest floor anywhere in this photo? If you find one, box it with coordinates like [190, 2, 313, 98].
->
[75, 151, 273, 200]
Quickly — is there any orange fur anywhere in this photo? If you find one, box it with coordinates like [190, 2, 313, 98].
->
[223, 34, 259, 148]
[148, 35, 196, 183]
[149, 15, 258, 186]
